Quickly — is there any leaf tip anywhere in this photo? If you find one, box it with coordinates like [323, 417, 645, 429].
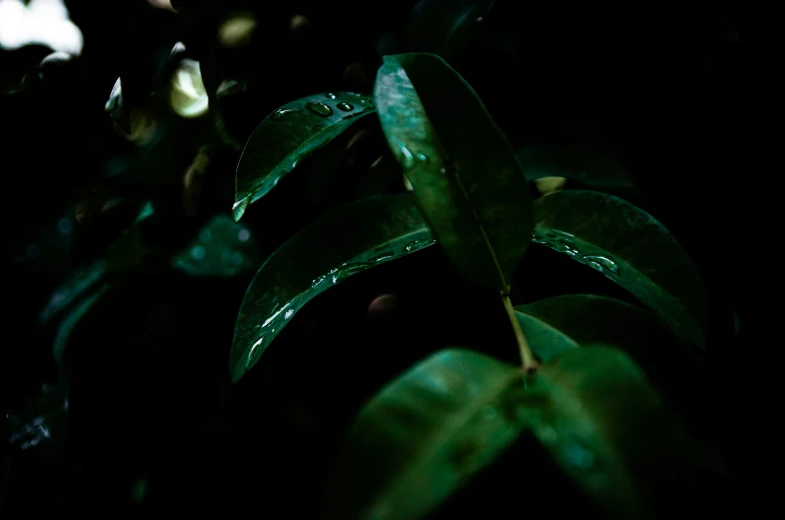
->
[232, 198, 249, 222]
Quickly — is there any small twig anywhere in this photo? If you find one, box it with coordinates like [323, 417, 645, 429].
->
[502, 292, 539, 374]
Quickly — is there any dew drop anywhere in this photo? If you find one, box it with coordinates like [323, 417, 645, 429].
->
[246, 336, 264, 368]
[270, 108, 297, 120]
[190, 245, 206, 260]
[582, 255, 619, 275]
[285, 309, 294, 319]
[232, 198, 250, 221]
[369, 254, 394, 263]
[399, 143, 415, 168]
[306, 102, 333, 117]
[403, 239, 435, 253]
[336, 101, 353, 111]
[324, 92, 337, 100]
[311, 274, 328, 288]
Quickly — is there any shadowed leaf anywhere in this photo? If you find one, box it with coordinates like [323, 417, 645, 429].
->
[518, 145, 636, 190]
[172, 215, 262, 277]
[532, 190, 707, 347]
[518, 294, 719, 440]
[323, 348, 527, 520]
[375, 53, 532, 292]
[229, 194, 434, 382]
[522, 346, 711, 519]
[233, 91, 376, 220]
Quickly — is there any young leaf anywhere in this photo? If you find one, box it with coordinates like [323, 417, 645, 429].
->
[229, 194, 435, 382]
[172, 215, 261, 277]
[323, 348, 528, 520]
[514, 311, 578, 362]
[374, 53, 533, 293]
[522, 346, 711, 519]
[233, 91, 376, 221]
[532, 190, 707, 347]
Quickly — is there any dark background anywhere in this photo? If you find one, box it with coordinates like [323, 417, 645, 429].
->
[1, 0, 780, 515]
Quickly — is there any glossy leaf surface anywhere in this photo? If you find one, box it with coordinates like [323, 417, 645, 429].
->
[532, 190, 707, 347]
[375, 53, 532, 292]
[229, 194, 435, 382]
[233, 91, 376, 221]
[324, 348, 527, 520]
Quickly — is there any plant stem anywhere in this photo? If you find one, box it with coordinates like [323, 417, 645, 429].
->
[502, 292, 539, 374]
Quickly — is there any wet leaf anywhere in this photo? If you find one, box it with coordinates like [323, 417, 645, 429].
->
[532, 190, 707, 347]
[233, 91, 376, 221]
[40, 202, 153, 327]
[229, 194, 435, 382]
[172, 215, 262, 277]
[522, 346, 710, 519]
[323, 348, 527, 520]
[375, 53, 532, 292]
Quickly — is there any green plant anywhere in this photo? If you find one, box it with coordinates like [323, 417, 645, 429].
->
[230, 52, 723, 519]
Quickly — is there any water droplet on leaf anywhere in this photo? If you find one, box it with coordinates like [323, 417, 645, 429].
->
[270, 108, 297, 120]
[336, 101, 354, 111]
[190, 245, 206, 260]
[305, 102, 333, 117]
[324, 92, 337, 100]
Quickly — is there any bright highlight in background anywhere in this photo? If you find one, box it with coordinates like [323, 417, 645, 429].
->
[170, 59, 209, 118]
[0, 0, 83, 55]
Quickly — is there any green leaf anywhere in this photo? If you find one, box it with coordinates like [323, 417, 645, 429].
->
[517, 295, 716, 435]
[323, 348, 528, 520]
[523, 346, 710, 519]
[514, 311, 578, 362]
[518, 145, 636, 189]
[532, 190, 707, 347]
[229, 194, 435, 382]
[39, 259, 107, 325]
[172, 215, 262, 277]
[233, 91, 376, 221]
[374, 53, 533, 292]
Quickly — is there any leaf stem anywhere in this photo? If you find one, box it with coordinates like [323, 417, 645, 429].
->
[502, 292, 539, 374]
